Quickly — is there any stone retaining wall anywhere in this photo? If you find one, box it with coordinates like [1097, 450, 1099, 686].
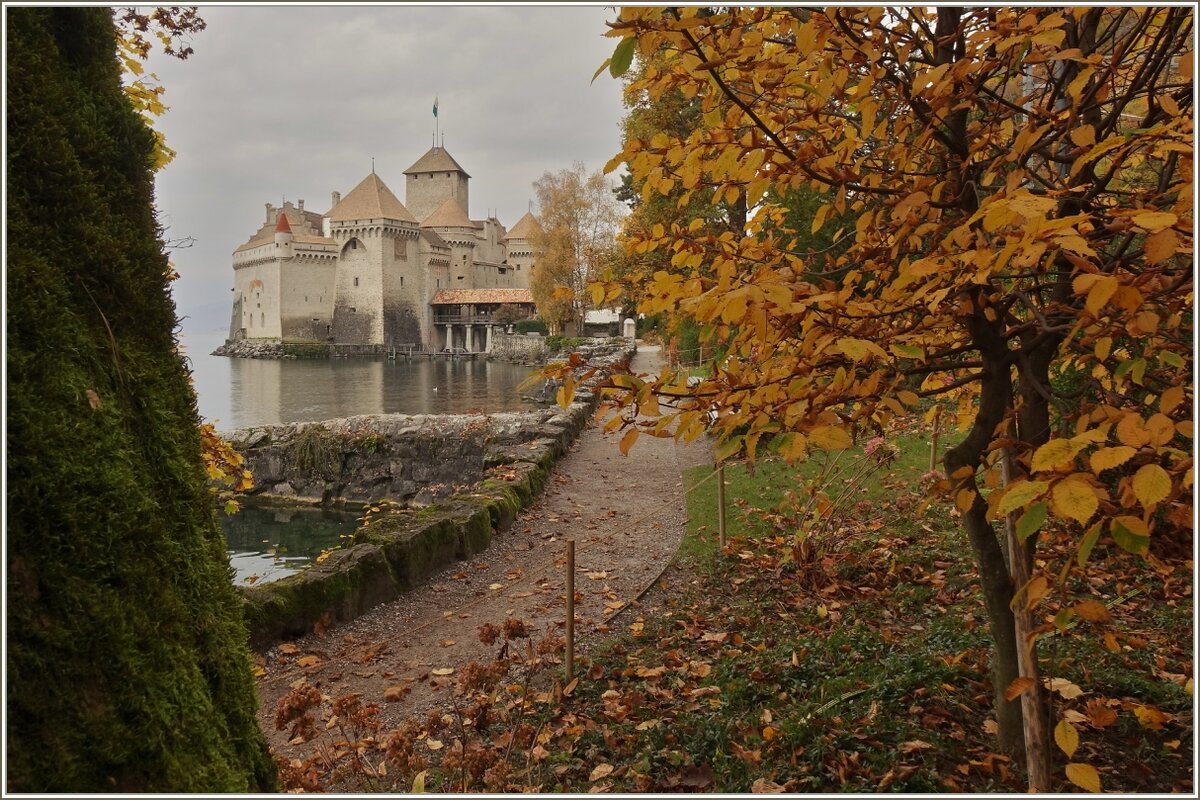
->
[488, 332, 548, 363]
[236, 340, 634, 648]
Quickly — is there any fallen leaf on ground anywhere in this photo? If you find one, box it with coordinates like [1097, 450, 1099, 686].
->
[589, 763, 613, 781]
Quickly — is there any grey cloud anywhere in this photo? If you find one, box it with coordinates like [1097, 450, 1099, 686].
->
[145, 5, 625, 332]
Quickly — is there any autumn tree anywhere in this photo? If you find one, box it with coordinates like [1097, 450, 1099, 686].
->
[6, 7, 275, 791]
[590, 7, 1193, 787]
[529, 163, 623, 334]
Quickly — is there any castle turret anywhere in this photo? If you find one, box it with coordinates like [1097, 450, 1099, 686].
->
[274, 211, 293, 259]
[403, 146, 471, 222]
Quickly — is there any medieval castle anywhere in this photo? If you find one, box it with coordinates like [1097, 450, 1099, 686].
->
[228, 145, 541, 352]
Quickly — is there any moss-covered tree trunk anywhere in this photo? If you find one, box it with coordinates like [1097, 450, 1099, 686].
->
[6, 8, 276, 792]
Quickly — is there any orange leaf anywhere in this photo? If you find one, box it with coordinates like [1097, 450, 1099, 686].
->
[1073, 600, 1111, 622]
[1144, 228, 1178, 264]
[1004, 676, 1035, 701]
[619, 427, 640, 456]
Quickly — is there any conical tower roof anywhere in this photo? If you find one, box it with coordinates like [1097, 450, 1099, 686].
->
[328, 173, 416, 223]
[505, 211, 542, 241]
[403, 146, 471, 178]
[421, 196, 475, 229]
[275, 212, 292, 232]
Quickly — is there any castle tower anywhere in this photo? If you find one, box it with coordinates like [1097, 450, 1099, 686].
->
[403, 146, 471, 222]
[421, 196, 479, 289]
[503, 211, 542, 290]
[273, 211, 293, 259]
[326, 172, 426, 347]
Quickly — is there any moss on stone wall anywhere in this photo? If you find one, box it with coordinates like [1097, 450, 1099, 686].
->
[5, 8, 275, 792]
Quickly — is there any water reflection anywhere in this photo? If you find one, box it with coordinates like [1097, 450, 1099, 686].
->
[222, 504, 362, 586]
[181, 330, 535, 428]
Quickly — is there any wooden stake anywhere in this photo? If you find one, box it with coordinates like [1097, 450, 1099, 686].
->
[1002, 447, 1050, 792]
[717, 464, 727, 548]
[565, 539, 575, 681]
[929, 411, 941, 472]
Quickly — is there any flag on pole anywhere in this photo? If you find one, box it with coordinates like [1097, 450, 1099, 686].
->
[433, 96, 438, 118]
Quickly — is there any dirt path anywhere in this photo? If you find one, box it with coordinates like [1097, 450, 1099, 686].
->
[255, 345, 710, 755]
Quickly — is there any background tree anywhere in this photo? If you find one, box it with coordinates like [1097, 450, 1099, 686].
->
[6, 8, 276, 791]
[592, 7, 1192, 787]
[529, 163, 622, 334]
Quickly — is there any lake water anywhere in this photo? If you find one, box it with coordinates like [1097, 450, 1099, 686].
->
[179, 329, 537, 429]
[223, 504, 362, 586]
[179, 328, 538, 582]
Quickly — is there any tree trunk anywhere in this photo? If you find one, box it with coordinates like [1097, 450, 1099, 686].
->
[943, 300, 1025, 758]
[6, 8, 277, 792]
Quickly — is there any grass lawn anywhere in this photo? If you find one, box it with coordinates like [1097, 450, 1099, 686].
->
[527, 427, 1194, 793]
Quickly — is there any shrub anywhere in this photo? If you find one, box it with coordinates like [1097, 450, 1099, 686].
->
[514, 318, 549, 335]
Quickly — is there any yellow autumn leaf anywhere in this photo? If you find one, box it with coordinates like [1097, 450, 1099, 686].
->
[619, 427, 640, 456]
[1066, 762, 1102, 793]
[1089, 446, 1136, 474]
[808, 425, 852, 451]
[1055, 719, 1080, 758]
[1030, 439, 1079, 472]
[1052, 476, 1099, 524]
[996, 480, 1049, 517]
[1131, 463, 1170, 506]
[1085, 275, 1118, 316]
[1144, 413, 1176, 446]
[836, 337, 887, 362]
[1115, 414, 1150, 447]
[1131, 210, 1178, 232]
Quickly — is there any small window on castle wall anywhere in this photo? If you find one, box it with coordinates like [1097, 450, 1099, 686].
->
[354, 277, 359, 287]
[400, 277, 404, 287]
[350, 240, 357, 250]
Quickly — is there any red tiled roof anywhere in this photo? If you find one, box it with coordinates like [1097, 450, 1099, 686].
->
[430, 288, 534, 305]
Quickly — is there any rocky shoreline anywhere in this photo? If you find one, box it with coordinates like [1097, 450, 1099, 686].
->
[211, 339, 290, 359]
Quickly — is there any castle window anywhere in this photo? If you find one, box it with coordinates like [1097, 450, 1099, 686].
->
[350, 240, 357, 250]
[261, 313, 265, 327]
[400, 277, 404, 287]
[354, 277, 359, 287]
[350, 307, 356, 313]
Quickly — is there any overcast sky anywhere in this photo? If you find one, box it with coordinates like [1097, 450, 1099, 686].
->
[145, 5, 625, 334]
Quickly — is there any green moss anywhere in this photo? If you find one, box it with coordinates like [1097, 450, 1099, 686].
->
[5, 8, 275, 792]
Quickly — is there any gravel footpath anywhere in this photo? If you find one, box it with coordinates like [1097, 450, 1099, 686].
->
[254, 345, 711, 756]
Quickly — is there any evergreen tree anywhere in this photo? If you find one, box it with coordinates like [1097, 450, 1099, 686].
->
[6, 8, 276, 791]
